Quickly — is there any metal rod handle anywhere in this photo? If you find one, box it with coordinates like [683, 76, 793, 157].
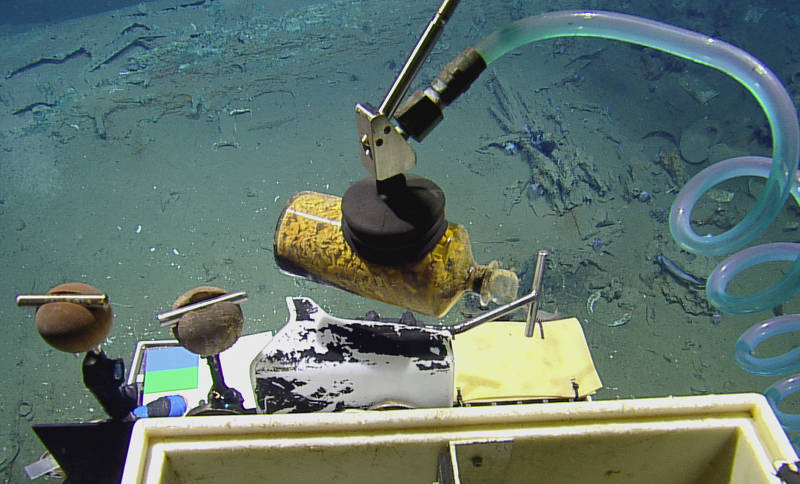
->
[378, 0, 460, 119]
[448, 290, 539, 335]
[158, 291, 248, 327]
[16, 294, 108, 308]
[525, 250, 549, 338]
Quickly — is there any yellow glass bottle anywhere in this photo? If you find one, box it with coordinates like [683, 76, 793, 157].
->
[274, 191, 519, 318]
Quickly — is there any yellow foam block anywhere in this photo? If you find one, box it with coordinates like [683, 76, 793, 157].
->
[453, 318, 602, 403]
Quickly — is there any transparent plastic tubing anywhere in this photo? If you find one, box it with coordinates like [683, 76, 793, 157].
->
[475, 10, 800, 429]
[736, 314, 800, 377]
[765, 375, 800, 432]
[475, 10, 800, 314]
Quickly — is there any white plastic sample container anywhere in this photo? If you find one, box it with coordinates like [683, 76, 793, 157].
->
[122, 393, 797, 483]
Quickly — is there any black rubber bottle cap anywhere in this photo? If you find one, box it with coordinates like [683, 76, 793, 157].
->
[341, 173, 447, 266]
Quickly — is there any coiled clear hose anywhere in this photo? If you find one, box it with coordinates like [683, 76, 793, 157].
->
[473, 10, 800, 432]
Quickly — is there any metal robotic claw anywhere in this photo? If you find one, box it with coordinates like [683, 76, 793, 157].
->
[355, 0, 460, 180]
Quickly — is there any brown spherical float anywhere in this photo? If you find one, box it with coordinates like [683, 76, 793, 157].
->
[35, 282, 112, 353]
[171, 286, 243, 357]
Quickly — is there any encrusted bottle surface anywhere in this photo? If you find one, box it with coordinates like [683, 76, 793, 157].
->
[274, 191, 518, 317]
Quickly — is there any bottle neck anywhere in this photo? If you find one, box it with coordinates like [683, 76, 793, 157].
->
[471, 264, 491, 305]
[471, 261, 519, 307]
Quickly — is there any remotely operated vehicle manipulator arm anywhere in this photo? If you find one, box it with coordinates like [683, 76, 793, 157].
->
[278, 0, 550, 338]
